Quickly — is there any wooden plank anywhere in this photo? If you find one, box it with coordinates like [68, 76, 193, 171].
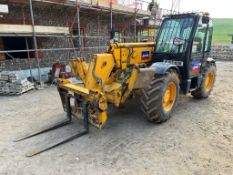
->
[35, 26, 69, 34]
[0, 24, 70, 34]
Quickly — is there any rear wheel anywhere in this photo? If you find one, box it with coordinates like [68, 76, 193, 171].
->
[140, 70, 180, 123]
[191, 64, 216, 98]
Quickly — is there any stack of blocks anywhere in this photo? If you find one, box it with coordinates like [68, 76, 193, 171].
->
[0, 72, 34, 95]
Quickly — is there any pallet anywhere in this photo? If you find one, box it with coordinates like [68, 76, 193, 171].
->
[0, 88, 34, 96]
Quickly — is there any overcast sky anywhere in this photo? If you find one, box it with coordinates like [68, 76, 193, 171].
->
[158, 0, 233, 18]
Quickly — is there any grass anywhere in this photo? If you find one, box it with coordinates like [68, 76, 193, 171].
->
[212, 18, 233, 45]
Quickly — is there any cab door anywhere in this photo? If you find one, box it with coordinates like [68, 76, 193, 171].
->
[190, 19, 213, 77]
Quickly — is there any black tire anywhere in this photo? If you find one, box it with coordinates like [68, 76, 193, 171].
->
[191, 64, 216, 98]
[140, 70, 180, 123]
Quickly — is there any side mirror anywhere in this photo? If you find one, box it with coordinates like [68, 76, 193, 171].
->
[173, 37, 185, 46]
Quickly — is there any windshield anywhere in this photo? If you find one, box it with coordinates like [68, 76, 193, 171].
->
[155, 17, 194, 54]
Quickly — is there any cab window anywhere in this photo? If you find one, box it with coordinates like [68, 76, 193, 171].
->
[204, 20, 213, 52]
[192, 24, 206, 53]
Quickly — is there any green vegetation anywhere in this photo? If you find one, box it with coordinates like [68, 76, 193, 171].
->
[212, 18, 233, 45]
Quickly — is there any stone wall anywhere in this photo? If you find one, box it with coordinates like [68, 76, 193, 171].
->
[0, 4, 136, 71]
[210, 45, 233, 61]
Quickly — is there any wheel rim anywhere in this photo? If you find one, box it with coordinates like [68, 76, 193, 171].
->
[205, 71, 215, 92]
[163, 82, 177, 112]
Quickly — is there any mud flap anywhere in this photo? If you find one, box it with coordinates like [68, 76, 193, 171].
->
[134, 68, 155, 89]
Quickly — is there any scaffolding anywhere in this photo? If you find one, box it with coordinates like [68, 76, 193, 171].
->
[0, 0, 163, 85]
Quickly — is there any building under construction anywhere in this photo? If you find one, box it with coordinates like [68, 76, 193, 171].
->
[0, 0, 169, 81]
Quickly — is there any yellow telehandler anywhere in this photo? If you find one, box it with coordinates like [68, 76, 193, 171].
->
[16, 12, 216, 157]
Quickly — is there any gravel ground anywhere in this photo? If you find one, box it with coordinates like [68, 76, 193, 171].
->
[0, 62, 233, 175]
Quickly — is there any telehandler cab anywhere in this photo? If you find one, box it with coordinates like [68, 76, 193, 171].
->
[16, 12, 216, 157]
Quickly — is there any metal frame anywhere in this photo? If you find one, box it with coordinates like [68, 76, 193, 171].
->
[29, 0, 42, 86]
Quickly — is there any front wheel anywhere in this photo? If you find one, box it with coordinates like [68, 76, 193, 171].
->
[191, 64, 216, 98]
[140, 70, 180, 123]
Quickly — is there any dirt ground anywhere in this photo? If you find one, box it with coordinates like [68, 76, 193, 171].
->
[0, 62, 233, 175]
